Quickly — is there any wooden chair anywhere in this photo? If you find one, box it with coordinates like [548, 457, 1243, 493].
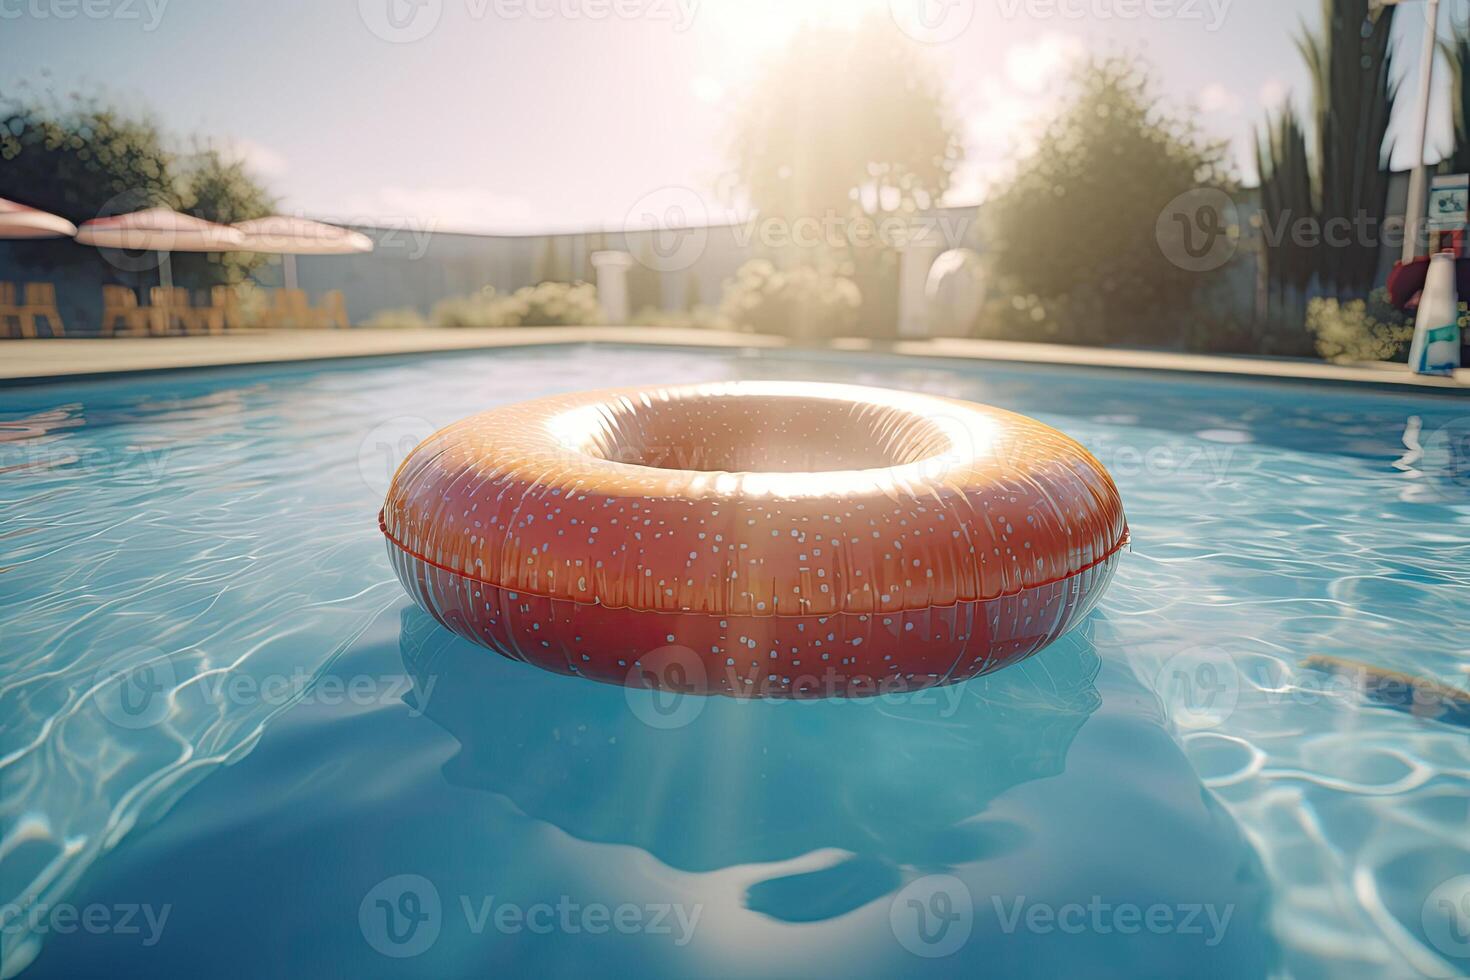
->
[271, 288, 313, 329]
[174, 287, 208, 334]
[101, 285, 157, 337]
[210, 286, 246, 331]
[7, 283, 66, 338]
[0, 283, 19, 337]
[316, 290, 349, 329]
[147, 287, 193, 334]
[189, 288, 225, 334]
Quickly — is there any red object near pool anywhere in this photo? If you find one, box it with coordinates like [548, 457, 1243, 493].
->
[380, 381, 1127, 698]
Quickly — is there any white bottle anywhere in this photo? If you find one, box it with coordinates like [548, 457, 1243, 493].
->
[1408, 252, 1461, 377]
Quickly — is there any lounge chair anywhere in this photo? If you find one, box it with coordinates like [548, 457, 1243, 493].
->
[270, 288, 314, 329]
[3, 282, 66, 337]
[101, 285, 157, 336]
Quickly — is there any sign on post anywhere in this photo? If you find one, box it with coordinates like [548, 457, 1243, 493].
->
[1426, 174, 1469, 232]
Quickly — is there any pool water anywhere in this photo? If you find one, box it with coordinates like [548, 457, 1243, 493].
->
[2, 345, 1468, 979]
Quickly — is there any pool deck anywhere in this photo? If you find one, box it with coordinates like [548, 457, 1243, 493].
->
[2, 326, 1468, 393]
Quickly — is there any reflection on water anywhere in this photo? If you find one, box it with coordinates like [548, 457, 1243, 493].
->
[26, 599, 1277, 978]
[400, 606, 1100, 921]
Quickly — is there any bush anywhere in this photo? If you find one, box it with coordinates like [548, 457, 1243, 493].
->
[431, 288, 516, 328]
[1306, 289, 1416, 362]
[373, 281, 604, 329]
[719, 259, 861, 339]
[502, 280, 602, 326]
[225, 282, 272, 328]
[985, 56, 1234, 346]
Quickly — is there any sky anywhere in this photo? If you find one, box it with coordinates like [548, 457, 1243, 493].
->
[3, 0, 1468, 234]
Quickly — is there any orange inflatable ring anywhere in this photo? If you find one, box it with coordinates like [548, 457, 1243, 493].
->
[381, 381, 1127, 699]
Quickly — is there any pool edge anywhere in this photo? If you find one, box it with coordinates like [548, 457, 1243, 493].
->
[2, 326, 1468, 395]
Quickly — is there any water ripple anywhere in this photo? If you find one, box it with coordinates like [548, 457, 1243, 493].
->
[3, 347, 1469, 977]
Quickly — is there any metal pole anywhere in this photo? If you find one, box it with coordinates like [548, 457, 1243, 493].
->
[1403, 0, 1442, 263]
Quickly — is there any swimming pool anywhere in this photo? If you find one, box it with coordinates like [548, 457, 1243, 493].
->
[2, 344, 1467, 978]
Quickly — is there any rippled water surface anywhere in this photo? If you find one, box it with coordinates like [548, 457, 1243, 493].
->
[3, 345, 1468, 979]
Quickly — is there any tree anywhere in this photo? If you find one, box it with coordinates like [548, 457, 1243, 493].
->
[729, 17, 961, 221]
[728, 17, 961, 337]
[171, 146, 276, 286]
[0, 92, 274, 288]
[985, 56, 1234, 345]
[0, 92, 178, 283]
[1254, 104, 1315, 306]
[1297, 0, 1397, 298]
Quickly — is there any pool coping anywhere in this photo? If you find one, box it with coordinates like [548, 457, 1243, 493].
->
[2, 326, 1467, 394]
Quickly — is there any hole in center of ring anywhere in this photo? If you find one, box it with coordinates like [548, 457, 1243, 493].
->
[572, 393, 957, 473]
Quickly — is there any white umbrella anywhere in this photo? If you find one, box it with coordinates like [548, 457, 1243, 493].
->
[232, 216, 373, 290]
[75, 207, 246, 290]
[0, 197, 77, 238]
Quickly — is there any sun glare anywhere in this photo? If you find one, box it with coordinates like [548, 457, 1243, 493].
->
[702, 0, 892, 58]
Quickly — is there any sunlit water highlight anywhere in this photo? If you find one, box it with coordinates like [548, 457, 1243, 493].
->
[2, 345, 1467, 978]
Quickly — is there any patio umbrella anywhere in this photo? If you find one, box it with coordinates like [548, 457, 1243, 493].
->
[232, 216, 373, 291]
[75, 207, 245, 291]
[0, 197, 78, 238]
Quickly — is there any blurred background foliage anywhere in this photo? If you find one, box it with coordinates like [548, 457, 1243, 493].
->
[983, 56, 1235, 347]
[364, 281, 603, 329]
[1295, 0, 1397, 299]
[9, 0, 1470, 361]
[718, 259, 861, 340]
[728, 16, 957, 337]
[729, 17, 960, 221]
[0, 90, 274, 288]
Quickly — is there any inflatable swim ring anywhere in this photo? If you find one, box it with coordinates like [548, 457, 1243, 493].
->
[381, 381, 1126, 698]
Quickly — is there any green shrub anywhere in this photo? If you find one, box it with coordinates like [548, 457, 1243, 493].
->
[719, 259, 861, 339]
[503, 280, 602, 326]
[428, 282, 601, 327]
[431, 288, 515, 328]
[985, 56, 1234, 346]
[1305, 289, 1415, 362]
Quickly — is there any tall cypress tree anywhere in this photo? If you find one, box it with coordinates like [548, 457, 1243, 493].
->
[1254, 104, 1316, 306]
[1296, 0, 1397, 297]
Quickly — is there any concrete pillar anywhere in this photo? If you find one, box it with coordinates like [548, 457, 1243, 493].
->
[591, 251, 634, 324]
[897, 226, 946, 338]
